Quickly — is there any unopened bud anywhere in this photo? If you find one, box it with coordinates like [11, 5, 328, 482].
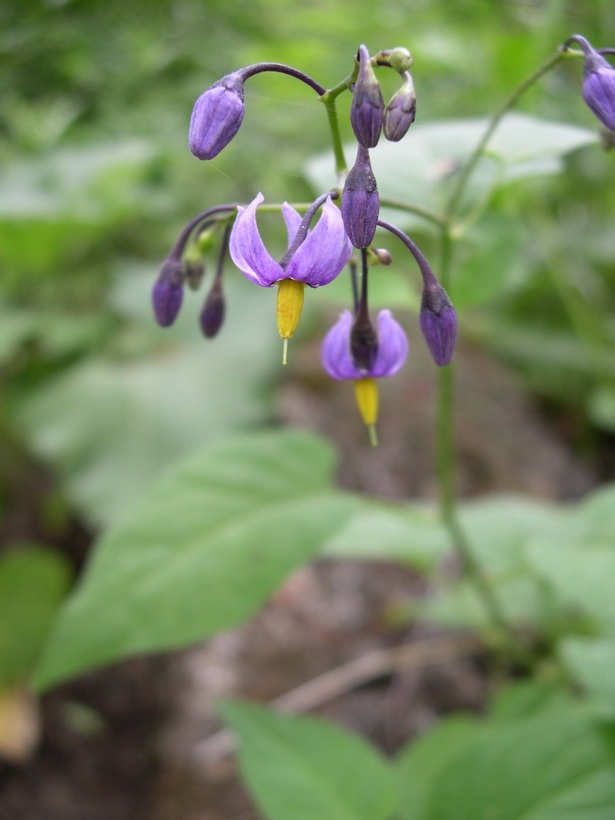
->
[419, 283, 458, 366]
[342, 144, 380, 248]
[183, 243, 206, 291]
[387, 47, 413, 73]
[373, 248, 392, 265]
[582, 48, 615, 132]
[383, 72, 416, 142]
[189, 72, 246, 160]
[200, 278, 226, 338]
[350, 45, 385, 148]
[152, 258, 185, 327]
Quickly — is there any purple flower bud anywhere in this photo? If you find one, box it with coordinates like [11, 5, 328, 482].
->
[383, 72, 416, 142]
[582, 49, 615, 132]
[350, 45, 385, 148]
[341, 145, 380, 248]
[189, 72, 245, 160]
[200, 278, 225, 338]
[419, 283, 458, 366]
[152, 259, 185, 327]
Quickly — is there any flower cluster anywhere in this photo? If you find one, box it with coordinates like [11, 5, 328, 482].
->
[151, 45, 458, 442]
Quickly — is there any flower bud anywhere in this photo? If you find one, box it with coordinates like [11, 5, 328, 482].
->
[383, 72, 416, 142]
[582, 48, 615, 132]
[182, 243, 206, 291]
[200, 278, 225, 338]
[342, 144, 380, 248]
[189, 72, 245, 160]
[419, 283, 457, 366]
[372, 248, 392, 265]
[350, 45, 385, 148]
[152, 258, 185, 327]
[387, 47, 413, 73]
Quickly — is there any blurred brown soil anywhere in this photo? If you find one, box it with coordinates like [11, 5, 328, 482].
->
[0, 333, 599, 820]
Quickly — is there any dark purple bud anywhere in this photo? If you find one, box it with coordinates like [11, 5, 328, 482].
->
[350, 45, 385, 148]
[582, 48, 615, 132]
[199, 278, 225, 338]
[419, 283, 458, 366]
[383, 72, 416, 142]
[342, 145, 380, 248]
[351, 310, 379, 373]
[189, 72, 245, 160]
[152, 258, 185, 327]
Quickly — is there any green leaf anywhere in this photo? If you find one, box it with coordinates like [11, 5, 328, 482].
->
[424, 706, 615, 820]
[323, 501, 448, 570]
[0, 547, 71, 688]
[220, 701, 397, 820]
[559, 637, 615, 718]
[17, 275, 279, 525]
[34, 431, 358, 689]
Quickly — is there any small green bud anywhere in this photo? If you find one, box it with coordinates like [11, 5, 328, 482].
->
[387, 47, 413, 73]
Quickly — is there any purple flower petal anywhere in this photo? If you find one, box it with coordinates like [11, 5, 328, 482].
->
[282, 202, 303, 246]
[322, 309, 408, 380]
[229, 193, 284, 286]
[583, 58, 615, 132]
[371, 310, 409, 377]
[286, 197, 352, 286]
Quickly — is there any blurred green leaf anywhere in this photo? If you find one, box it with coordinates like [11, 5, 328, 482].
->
[0, 546, 71, 688]
[409, 705, 615, 819]
[560, 637, 615, 718]
[34, 430, 358, 689]
[220, 700, 397, 820]
[306, 114, 598, 230]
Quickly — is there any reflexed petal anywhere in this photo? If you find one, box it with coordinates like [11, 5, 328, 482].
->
[287, 197, 352, 286]
[282, 202, 303, 247]
[370, 311, 409, 377]
[321, 310, 361, 379]
[229, 193, 284, 286]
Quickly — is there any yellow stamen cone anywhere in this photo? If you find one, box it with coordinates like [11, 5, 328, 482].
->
[354, 377, 379, 446]
[276, 279, 305, 364]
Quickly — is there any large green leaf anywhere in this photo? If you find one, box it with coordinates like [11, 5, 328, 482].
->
[559, 637, 615, 718]
[17, 274, 279, 525]
[0, 547, 71, 688]
[399, 704, 615, 820]
[34, 430, 358, 689]
[220, 700, 397, 820]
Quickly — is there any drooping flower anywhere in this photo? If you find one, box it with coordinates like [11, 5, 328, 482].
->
[189, 72, 246, 160]
[350, 45, 385, 148]
[322, 309, 408, 444]
[229, 192, 352, 361]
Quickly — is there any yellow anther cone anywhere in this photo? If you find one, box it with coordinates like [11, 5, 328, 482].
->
[353, 377, 379, 446]
[276, 279, 305, 364]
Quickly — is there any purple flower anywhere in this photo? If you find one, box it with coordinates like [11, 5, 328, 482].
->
[419, 284, 458, 366]
[342, 145, 380, 248]
[322, 309, 408, 379]
[582, 50, 615, 132]
[229, 192, 352, 287]
[189, 72, 246, 160]
[350, 45, 385, 148]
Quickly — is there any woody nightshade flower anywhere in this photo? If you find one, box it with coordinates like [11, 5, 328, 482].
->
[419, 283, 458, 366]
[189, 72, 246, 160]
[229, 192, 352, 362]
[152, 258, 185, 327]
[350, 45, 385, 148]
[383, 71, 416, 142]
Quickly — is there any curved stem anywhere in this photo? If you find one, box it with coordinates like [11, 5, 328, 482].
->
[241, 62, 326, 96]
[445, 47, 571, 220]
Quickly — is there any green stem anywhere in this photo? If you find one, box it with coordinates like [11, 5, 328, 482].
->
[445, 46, 573, 220]
[437, 226, 509, 633]
[321, 93, 348, 183]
